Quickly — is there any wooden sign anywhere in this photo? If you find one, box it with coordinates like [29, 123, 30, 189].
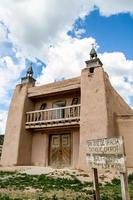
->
[86, 137, 130, 200]
[86, 137, 126, 172]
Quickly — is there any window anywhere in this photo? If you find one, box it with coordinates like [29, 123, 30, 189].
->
[40, 103, 47, 110]
[52, 100, 66, 119]
[35, 103, 47, 121]
[70, 97, 79, 117]
[71, 97, 79, 105]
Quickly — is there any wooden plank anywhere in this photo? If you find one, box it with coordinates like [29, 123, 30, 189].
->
[120, 171, 130, 200]
[87, 137, 130, 200]
[92, 168, 100, 200]
[61, 134, 71, 167]
[26, 104, 81, 114]
[86, 137, 126, 173]
[120, 137, 130, 200]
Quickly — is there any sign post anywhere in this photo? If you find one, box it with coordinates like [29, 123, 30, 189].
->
[92, 168, 100, 200]
[120, 171, 130, 200]
[86, 137, 130, 200]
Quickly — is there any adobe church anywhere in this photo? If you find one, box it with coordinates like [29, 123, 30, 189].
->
[1, 47, 133, 170]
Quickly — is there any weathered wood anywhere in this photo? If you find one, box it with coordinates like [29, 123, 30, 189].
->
[120, 137, 130, 200]
[87, 137, 130, 200]
[49, 134, 71, 167]
[120, 171, 130, 200]
[92, 168, 100, 200]
[25, 105, 80, 129]
[25, 120, 79, 129]
[86, 137, 126, 172]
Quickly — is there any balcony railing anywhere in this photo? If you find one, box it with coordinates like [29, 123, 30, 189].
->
[26, 104, 80, 129]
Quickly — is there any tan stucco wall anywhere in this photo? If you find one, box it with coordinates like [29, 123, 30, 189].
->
[116, 115, 133, 167]
[105, 76, 133, 137]
[2, 62, 133, 170]
[78, 67, 109, 170]
[31, 132, 48, 166]
[31, 128, 79, 168]
[71, 128, 79, 168]
[28, 77, 80, 98]
[1, 83, 34, 166]
[34, 92, 80, 111]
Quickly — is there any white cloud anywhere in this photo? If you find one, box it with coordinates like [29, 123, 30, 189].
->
[0, 50, 25, 134]
[37, 34, 96, 84]
[0, 0, 132, 60]
[99, 52, 133, 105]
[92, 0, 133, 16]
[0, 23, 7, 42]
[38, 36, 133, 107]
[0, 0, 133, 134]
[0, 54, 25, 105]
[99, 52, 133, 76]
[74, 28, 86, 38]
[0, 0, 94, 60]
[0, 110, 7, 135]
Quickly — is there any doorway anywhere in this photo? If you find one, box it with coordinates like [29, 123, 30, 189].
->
[52, 100, 66, 119]
[49, 134, 71, 168]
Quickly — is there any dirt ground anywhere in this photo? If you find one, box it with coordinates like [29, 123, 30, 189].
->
[0, 165, 132, 183]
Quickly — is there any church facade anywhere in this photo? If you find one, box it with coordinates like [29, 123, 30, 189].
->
[1, 48, 133, 170]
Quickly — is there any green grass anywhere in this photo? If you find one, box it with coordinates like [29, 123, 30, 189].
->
[0, 172, 91, 192]
[0, 171, 92, 199]
[0, 171, 133, 199]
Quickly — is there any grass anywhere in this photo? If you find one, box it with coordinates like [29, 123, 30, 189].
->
[0, 171, 133, 199]
[0, 171, 92, 199]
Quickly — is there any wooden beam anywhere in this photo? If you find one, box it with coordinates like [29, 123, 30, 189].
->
[120, 171, 130, 200]
[92, 168, 100, 200]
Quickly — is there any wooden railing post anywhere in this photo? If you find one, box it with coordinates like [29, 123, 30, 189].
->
[25, 104, 81, 127]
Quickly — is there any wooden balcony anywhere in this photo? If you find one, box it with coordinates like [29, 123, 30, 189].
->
[25, 104, 80, 129]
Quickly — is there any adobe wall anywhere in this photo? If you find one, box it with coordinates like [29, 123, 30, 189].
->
[116, 115, 133, 167]
[31, 128, 79, 168]
[71, 128, 79, 168]
[1, 83, 34, 166]
[79, 67, 109, 170]
[28, 77, 80, 98]
[78, 65, 133, 171]
[104, 75, 133, 137]
[31, 132, 48, 166]
[34, 91, 80, 111]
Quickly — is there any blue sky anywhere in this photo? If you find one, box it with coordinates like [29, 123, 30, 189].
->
[69, 10, 133, 59]
[0, 0, 133, 134]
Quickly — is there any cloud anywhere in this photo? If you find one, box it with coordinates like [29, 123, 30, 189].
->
[0, 0, 133, 134]
[0, 110, 7, 135]
[0, 0, 94, 60]
[37, 34, 96, 84]
[0, 22, 7, 42]
[99, 52, 133, 104]
[0, 0, 133, 60]
[92, 0, 133, 16]
[38, 35, 133, 107]
[0, 54, 25, 106]
[0, 47, 30, 134]
[74, 28, 86, 38]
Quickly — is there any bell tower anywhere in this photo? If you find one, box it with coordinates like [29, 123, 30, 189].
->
[85, 46, 103, 74]
[1, 66, 35, 166]
[78, 47, 108, 170]
[21, 66, 36, 85]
